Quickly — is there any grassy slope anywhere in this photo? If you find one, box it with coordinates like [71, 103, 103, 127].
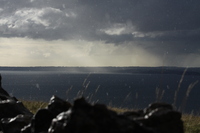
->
[22, 100, 200, 133]
[22, 100, 48, 114]
[182, 115, 200, 133]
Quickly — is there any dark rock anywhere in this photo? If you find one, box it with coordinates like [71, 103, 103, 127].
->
[0, 74, 33, 132]
[48, 97, 154, 133]
[1, 115, 32, 133]
[144, 102, 174, 114]
[136, 108, 183, 133]
[21, 95, 72, 133]
[122, 110, 144, 119]
[0, 74, 18, 101]
[0, 100, 33, 132]
[0, 74, 32, 120]
[48, 111, 69, 133]
[47, 95, 72, 117]
[20, 124, 31, 133]
[31, 109, 55, 133]
[0, 74, 10, 97]
[0, 100, 33, 119]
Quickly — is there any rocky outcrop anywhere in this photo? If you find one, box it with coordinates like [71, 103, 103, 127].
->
[0, 75, 33, 133]
[48, 97, 154, 133]
[21, 95, 72, 133]
[134, 103, 183, 133]
[0, 75, 183, 133]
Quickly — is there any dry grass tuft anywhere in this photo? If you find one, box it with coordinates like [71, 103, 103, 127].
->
[21, 100, 48, 114]
[182, 114, 200, 133]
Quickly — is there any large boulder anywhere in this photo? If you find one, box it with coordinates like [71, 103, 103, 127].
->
[136, 108, 183, 133]
[1, 115, 32, 133]
[21, 95, 72, 133]
[47, 95, 72, 117]
[48, 97, 154, 133]
[0, 100, 33, 119]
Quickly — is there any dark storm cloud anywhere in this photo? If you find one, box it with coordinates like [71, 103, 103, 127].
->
[1, 0, 200, 46]
[130, 0, 200, 31]
[0, 0, 200, 67]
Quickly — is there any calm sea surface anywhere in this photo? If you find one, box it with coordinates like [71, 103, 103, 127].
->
[0, 67, 200, 113]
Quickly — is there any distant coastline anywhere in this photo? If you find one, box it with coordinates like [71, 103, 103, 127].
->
[0, 66, 199, 76]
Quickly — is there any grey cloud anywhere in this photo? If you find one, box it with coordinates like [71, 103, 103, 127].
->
[77, 0, 200, 45]
[0, 5, 78, 39]
[0, 0, 200, 47]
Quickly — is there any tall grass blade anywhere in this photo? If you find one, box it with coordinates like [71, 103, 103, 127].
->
[180, 80, 199, 112]
[173, 68, 188, 107]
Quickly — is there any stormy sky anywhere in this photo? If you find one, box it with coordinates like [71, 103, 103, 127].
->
[0, 0, 200, 67]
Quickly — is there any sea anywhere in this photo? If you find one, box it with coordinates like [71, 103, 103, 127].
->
[0, 66, 200, 114]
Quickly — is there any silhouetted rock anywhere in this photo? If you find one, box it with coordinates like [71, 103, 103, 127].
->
[137, 108, 183, 133]
[0, 100, 33, 119]
[31, 109, 54, 133]
[0, 74, 33, 132]
[121, 110, 144, 120]
[0, 74, 18, 101]
[47, 95, 72, 117]
[0, 74, 9, 97]
[0, 100, 33, 132]
[48, 98, 154, 133]
[122, 103, 183, 133]
[1, 115, 32, 133]
[2, 96, 184, 133]
[144, 102, 174, 114]
[21, 95, 72, 133]
[0, 75, 33, 119]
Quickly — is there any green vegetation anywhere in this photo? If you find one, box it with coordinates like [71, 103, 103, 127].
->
[21, 100, 200, 133]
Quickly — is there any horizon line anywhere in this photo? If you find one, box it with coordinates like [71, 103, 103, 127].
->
[0, 66, 198, 68]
